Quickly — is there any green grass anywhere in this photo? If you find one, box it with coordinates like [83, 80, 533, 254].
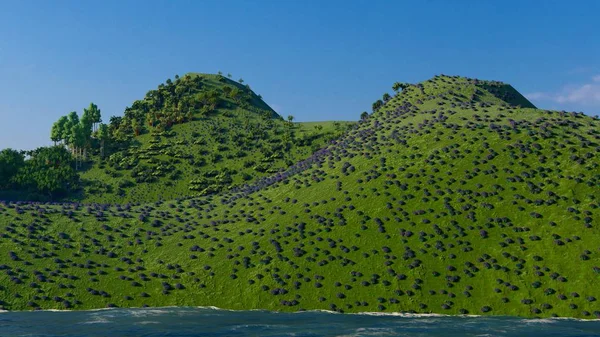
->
[75, 72, 354, 204]
[77, 116, 351, 204]
[0, 74, 598, 319]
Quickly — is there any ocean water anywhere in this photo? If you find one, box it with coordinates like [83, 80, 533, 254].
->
[1, 307, 600, 337]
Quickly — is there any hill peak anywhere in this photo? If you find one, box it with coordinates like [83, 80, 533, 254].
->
[384, 74, 536, 111]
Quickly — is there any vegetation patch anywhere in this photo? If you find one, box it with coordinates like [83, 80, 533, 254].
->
[0, 74, 598, 320]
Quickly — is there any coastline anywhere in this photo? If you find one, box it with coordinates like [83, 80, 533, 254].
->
[1, 306, 598, 321]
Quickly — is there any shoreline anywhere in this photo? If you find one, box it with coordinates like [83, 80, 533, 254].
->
[1, 306, 599, 321]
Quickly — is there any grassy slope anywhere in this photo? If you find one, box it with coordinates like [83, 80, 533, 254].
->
[0, 75, 598, 319]
[78, 73, 354, 204]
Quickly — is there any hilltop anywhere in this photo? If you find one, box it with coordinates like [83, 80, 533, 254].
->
[0, 74, 598, 319]
[0, 73, 354, 203]
[78, 73, 354, 204]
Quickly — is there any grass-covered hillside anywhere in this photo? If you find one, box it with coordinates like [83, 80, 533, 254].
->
[77, 73, 353, 203]
[0, 75, 598, 319]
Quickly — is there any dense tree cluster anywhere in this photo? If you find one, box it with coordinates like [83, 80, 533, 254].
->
[1, 73, 348, 203]
[50, 103, 107, 167]
[110, 73, 264, 140]
[0, 146, 78, 199]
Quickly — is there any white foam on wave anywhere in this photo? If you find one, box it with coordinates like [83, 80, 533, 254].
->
[81, 316, 111, 324]
[127, 309, 172, 317]
[0, 305, 598, 322]
[201, 306, 224, 310]
[336, 327, 396, 337]
[546, 316, 600, 321]
[522, 318, 557, 324]
[351, 311, 449, 318]
[299, 309, 340, 314]
[229, 323, 288, 331]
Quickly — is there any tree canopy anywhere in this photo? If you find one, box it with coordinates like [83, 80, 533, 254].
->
[2, 146, 79, 199]
[0, 148, 25, 189]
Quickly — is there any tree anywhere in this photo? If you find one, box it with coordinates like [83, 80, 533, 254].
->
[372, 100, 384, 112]
[227, 73, 232, 78]
[0, 148, 25, 189]
[55, 116, 69, 143]
[67, 111, 79, 129]
[198, 90, 220, 111]
[71, 123, 86, 169]
[50, 117, 68, 145]
[97, 124, 110, 159]
[229, 87, 241, 102]
[185, 109, 194, 122]
[80, 108, 94, 141]
[11, 146, 78, 199]
[238, 78, 244, 84]
[61, 111, 80, 148]
[84, 102, 102, 132]
[392, 82, 409, 92]
[287, 115, 295, 123]
[360, 111, 369, 120]
[146, 112, 156, 128]
[383, 93, 391, 101]
[131, 118, 142, 136]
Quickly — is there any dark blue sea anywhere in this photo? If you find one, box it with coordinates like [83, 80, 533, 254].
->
[1, 307, 600, 337]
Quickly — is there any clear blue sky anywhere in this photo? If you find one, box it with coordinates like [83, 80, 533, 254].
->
[0, 0, 599, 150]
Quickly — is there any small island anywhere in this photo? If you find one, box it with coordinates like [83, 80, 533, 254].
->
[0, 73, 598, 319]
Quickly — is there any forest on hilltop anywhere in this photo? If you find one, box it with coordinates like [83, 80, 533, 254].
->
[0, 73, 354, 203]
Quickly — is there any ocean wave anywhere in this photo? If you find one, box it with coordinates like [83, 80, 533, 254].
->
[0, 306, 598, 322]
[81, 316, 111, 324]
[135, 321, 160, 325]
[336, 327, 397, 337]
[521, 318, 557, 324]
[351, 311, 449, 318]
[127, 309, 172, 317]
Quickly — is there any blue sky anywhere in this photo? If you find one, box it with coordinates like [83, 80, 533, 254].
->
[0, 0, 598, 150]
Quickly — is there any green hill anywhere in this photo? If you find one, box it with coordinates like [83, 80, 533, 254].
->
[0, 74, 598, 319]
[76, 73, 354, 203]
